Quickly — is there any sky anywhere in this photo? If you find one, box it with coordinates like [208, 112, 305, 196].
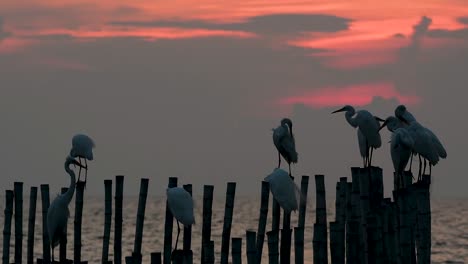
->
[1, 0, 468, 198]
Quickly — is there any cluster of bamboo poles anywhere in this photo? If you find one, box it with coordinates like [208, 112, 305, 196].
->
[1, 167, 431, 264]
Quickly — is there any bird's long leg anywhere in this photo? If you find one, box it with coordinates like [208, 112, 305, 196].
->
[288, 162, 292, 177]
[277, 152, 281, 168]
[369, 147, 374, 168]
[429, 164, 432, 177]
[52, 247, 54, 263]
[422, 159, 427, 181]
[84, 159, 88, 184]
[409, 153, 413, 173]
[418, 155, 422, 180]
[175, 220, 181, 250]
[363, 157, 366, 168]
[77, 157, 82, 183]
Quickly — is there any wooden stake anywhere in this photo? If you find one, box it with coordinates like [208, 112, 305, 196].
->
[163, 177, 177, 264]
[231, 237, 242, 264]
[114, 175, 125, 264]
[220, 182, 236, 264]
[256, 181, 270, 264]
[14, 182, 23, 264]
[201, 185, 214, 263]
[2, 190, 14, 264]
[27, 187, 38, 264]
[102, 180, 113, 263]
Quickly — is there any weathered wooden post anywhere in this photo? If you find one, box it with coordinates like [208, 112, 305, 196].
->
[267, 231, 279, 264]
[272, 199, 281, 232]
[295, 175, 309, 264]
[59, 187, 71, 263]
[202, 240, 215, 264]
[201, 185, 214, 263]
[40, 184, 51, 263]
[358, 168, 371, 264]
[416, 175, 431, 264]
[345, 181, 354, 262]
[369, 167, 383, 210]
[2, 190, 14, 264]
[394, 188, 411, 264]
[182, 184, 193, 262]
[390, 201, 401, 264]
[115, 175, 125, 264]
[246, 230, 257, 264]
[280, 175, 294, 264]
[332, 177, 346, 264]
[366, 214, 384, 264]
[150, 252, 162, 264]
[163, 177, 177, 264]
[130, 178, 149, 264]
[313, 174, 328, 264]
[74, 181, 86, 264]
[231, 237, 242, 264]
[102, 180, 113, 264]
[27, 187, 38, 264]
[329, 222, 339, 264]
[350, 168, 363, 263]
[14, 182, 23, 264]
[256, 181, 270, 263]
[220, 182, 236, 264]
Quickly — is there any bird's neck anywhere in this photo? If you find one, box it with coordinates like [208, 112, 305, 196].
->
[345, 110, 358, 128]
[63, 166, 76, 205]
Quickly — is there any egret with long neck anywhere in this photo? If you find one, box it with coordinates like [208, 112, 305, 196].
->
[272, 118, 298, 176]
[47, 156, 85, 261]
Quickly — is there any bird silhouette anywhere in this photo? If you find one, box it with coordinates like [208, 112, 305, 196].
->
[69, 134, 95, 184]
[167, 187, 195, 252]
[265, 168, 301, 214]
[380, 116, 414, 188]
[272, 118, 298, 176]
[332, 105, 382, 167]
[395, 105, 447, 179]
[47, 156, 85, 261]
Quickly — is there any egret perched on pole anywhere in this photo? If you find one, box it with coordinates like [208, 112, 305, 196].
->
[69, 134, 95, 184]
[272, 118, 298, 176]
[167, 187, 195, 252]
[264, 168, 301, 213]
[332, 105, 383, 167]
[379, 116, 415, 188]
[395, 105, 447, 179]
[47, 156, 85, 261]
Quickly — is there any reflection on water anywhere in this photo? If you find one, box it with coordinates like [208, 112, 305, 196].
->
[0, 196, 466, 263]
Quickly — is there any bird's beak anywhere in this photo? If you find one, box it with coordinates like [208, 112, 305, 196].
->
[71, 159, 86, 169]
[379, 120, 388, 131]
[375, 117, 385, 122]
[331, 107, 346, 114]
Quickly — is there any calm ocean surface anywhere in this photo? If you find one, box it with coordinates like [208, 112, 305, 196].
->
[0, 195, 467, 263]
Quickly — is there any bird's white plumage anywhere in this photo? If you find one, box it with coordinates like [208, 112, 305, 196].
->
[70, 134, 95, 160]
[167, 187, 195, 226]
[265, 168, 300, 214]
[272, 119, 298, 164]
[391, 128, 414, 174]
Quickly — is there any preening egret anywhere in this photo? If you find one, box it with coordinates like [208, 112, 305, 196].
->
[264, 168, 301, 214]
[69, 134, 95, 184]
[167, 187, 195, 251]
[47, 156, 85, 261]
[379, 117, 414, 188]
[395, 105, 447, 179]
[332, 105, 383, 167]
[272, 118, 298, 176]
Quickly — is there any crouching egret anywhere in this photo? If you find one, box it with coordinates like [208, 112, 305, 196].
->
[47, 156, 85, 261]
[264, 168, 301, 213]
[272, 118, 298, 176]
[332, 105, 383, 167]
[69, 134, 95, 184]
[167, 187, 195, 251]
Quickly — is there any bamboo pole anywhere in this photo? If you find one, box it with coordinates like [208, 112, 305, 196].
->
[150, 252, 162, 264]
[416, 175, 431, 264]
[256, 181, 270, 264]
[395, 188, 411, 264]
[293, 227, 304, 264]
[329, 222, 339, 264]
[201, 185, 214, 263]
[115, 175, 125, 264]
[246, 230, 257, 264]
[182, 184, 193, 253]
[358, 168, 371, 264]
[366, 214, 384, 264]
[59, 187, 69, 263]
[130, 178, 149, 263]
[102, 180, 113, 264]
[351, 168, 364, 263]
[202, 240, 215, 264]
[345, 182, 353, 262]
[390, 200, 401, 264]
[74, 181, 86, 263]
[295, 175, 309, 264]
[14, 182, 23, 264]
[369, 167, 383, 211]
[220, 182, 236, 264]
[313, 174, 328, 264]
[280, 175, 293, 264]
[272, 198, 281, 232]
[267, 231, 279, 264]
[231, 237, 242, 264]
[40, 184, 51, 263]
[163, 177, 177, 264]
[2, 190, 14, 264]
[27, 187, 38, 264]
[335, 177, 347, 264]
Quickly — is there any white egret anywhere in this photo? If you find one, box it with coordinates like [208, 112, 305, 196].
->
[332, 105, 383, 167]
[47, 156, 85, 261]
[264, 168, 301, 213]
[379, 117, 415, 188]
[272, 118, 298, 176]
[395, 105, 447, 178]
[167, 187, 195, 251]
[69, 134, 95, 184]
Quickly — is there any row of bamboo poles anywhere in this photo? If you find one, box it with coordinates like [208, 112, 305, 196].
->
[2, 167, 431, 263]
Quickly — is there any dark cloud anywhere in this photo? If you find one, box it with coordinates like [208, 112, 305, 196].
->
[0, 17, 12, 40]
[457, 16, 468, 25]
[110, 14, 351, 35]
[398, 16, 432, 58]
[428, 28, 468, 39]
[393, 33, 405, 38]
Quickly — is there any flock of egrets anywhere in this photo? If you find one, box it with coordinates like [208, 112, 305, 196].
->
[46, 104, 446, 260]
